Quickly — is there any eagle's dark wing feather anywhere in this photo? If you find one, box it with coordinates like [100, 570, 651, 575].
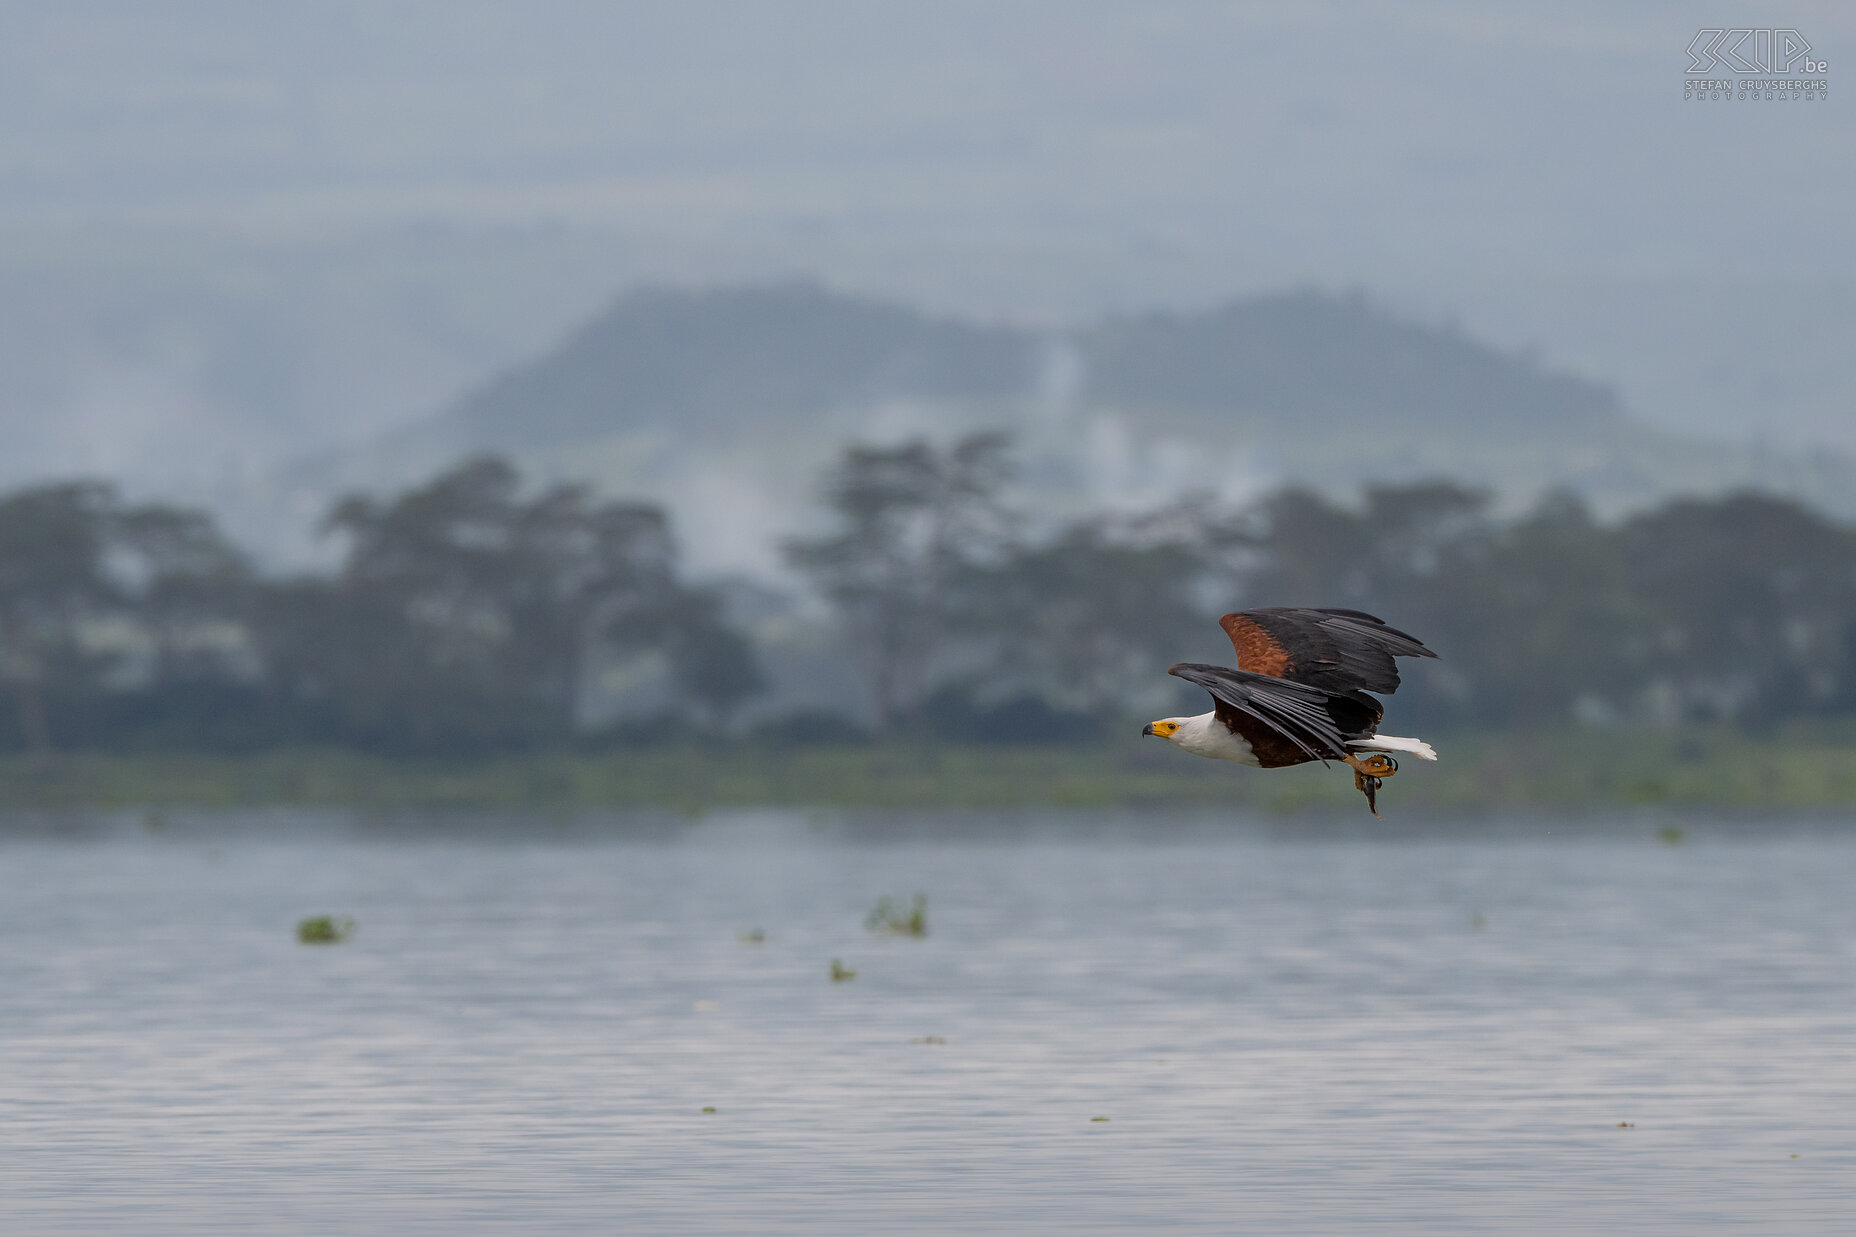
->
[1168, 662, 1360, 765]
[1218, 607, 1437, 695]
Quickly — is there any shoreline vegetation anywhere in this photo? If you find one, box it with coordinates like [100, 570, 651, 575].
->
[2, 727, 1855, 814]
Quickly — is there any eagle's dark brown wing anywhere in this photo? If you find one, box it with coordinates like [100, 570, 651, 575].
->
[1218, 607, 1437, 695]
[1168, 662, 1382, 765]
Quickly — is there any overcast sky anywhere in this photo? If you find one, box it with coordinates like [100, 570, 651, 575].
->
[1, 0, 1851, 485]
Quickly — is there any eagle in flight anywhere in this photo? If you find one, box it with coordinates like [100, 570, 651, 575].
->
[1143, 608, 1438, 816]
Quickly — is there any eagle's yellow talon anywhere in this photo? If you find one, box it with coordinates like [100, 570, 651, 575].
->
[1347, 755, 1395, 818]
[1345, 753, 1398, 779]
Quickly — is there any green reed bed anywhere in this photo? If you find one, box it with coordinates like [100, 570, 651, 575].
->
[0, 726, 1854, 813]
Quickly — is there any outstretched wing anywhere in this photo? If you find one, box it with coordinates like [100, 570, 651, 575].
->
[1218, 607, 1437, 695]
[1168, 662, 1358, 765]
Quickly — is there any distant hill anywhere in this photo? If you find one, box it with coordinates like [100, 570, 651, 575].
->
[414, 280, 1624, 447]
[439, 281, 1038, 448]
[1080, 289, 1621, 433]
[279, 281, 1856, 573]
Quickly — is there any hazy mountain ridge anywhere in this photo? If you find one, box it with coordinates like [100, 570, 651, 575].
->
[1080, 290, 1621, 433]
[284, 280, 1856, 573]
[438, 281, 1040, 449]
[416, 280, 1624, 447]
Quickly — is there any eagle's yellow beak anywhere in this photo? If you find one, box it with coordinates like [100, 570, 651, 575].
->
[1143, 720, 1178, 738]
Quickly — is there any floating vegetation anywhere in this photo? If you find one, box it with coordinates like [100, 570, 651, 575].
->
[911, 1036, 947, 1045]
[1091, 1117, 1110, 1123]
[296, 915, 354, 945]
[1657, 825, 1686, 846]
[701, 1106, 716, 1113]
[1616, 1121, 1635, 1128]
[865, 894, 928, 937]
[738, 928, 766, 944]
[830, 958, 858, 982]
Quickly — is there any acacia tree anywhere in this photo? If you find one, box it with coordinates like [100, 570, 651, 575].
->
[1231, 481, 1491, 613]
[1621, 493, 1856, 724]
[269, 456, 758, 751]
[785, 433, 1011, 732]
[961, 514, 1207, 717]
[500, 478, 681, 725]
[0, 483, 118, 759]
[614, 585, 766, 732]
[303, 458, 677, 747]
[113, 502, 254, 686]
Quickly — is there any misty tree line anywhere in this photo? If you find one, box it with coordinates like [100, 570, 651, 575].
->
[790, 435, 1856, 737]
[2, 436, 1855, 757]
[0, 459, 759, 758]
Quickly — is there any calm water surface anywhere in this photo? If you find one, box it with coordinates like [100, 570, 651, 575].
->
[0, 810, 1852, 1234]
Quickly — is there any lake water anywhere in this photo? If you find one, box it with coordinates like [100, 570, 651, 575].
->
[0, 809, 1852, 1234]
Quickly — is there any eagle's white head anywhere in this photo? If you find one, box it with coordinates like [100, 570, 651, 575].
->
[1142, 712, 1258, 765]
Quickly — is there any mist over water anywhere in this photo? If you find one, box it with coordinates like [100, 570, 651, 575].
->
[3, 811, 1851, 1235]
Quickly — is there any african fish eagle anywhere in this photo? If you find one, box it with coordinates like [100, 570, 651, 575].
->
[1143, 608, 1438, 816]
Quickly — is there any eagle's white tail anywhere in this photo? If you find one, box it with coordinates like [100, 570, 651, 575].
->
[1347, 734, 1437, 761]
